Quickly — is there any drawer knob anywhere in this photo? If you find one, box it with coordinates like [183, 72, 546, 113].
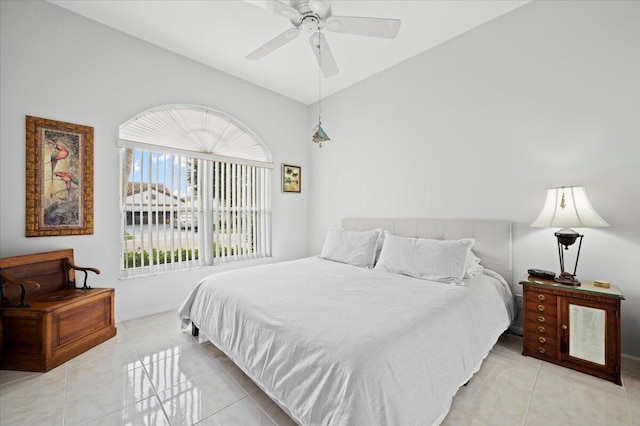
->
[538, 326, 546, 333]
[538, 337, 546, 344]
[538, 347, 546, 354]
[538, 294, 546, 302]
[538, 316, 545, 323]
[537, 305, 545, 312]
[562, 324, 568, 330]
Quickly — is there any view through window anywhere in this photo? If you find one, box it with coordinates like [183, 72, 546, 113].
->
[119, 105, 272, 277]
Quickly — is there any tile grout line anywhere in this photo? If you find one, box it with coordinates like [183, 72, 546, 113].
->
[76, 320, 175, 425]
[245, 388, 280, 426]
[128, 320, 176, 426]
[0, 370, 40, 387]
[192, 332, 278, 425]
[194, 396, 257, 426]
[191, 333, 268, 425]
[621, 375, 634, 425]
[521, 360, 541, 426]
[62, 361, 68, 426]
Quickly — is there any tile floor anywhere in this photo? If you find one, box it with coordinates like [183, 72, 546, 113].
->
[1, 311, 638, 425]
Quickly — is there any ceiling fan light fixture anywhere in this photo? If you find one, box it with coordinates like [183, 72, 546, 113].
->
[300, 15, 320, 32]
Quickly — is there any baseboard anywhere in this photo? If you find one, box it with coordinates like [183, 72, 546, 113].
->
[116, 303, 179, 324]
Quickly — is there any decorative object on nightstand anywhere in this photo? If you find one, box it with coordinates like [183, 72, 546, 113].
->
[521, 276, 623, 385]
[531, 186, 609, 286]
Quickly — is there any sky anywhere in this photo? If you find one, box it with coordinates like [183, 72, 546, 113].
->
[130, 150, 193, 198]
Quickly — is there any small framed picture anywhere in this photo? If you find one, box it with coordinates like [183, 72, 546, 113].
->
[282, 164, 301, 193]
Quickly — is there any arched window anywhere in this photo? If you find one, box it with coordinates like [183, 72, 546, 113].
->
[119, 105, 272, 277]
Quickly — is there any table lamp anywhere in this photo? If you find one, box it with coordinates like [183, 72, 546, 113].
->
[531, 186, 609, 286]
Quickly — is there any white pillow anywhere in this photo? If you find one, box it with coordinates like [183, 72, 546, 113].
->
[319, 228, 381, 268]
[374, 232, 474, 284]
[374, 228, 385, 265]
[465, 249, 484, 278]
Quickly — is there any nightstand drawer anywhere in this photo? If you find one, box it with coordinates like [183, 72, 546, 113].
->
[524, 290, 556, 304]
[524, 318, 557, 333]
[525, 311, 557, 327]
[524, 324, 558, 345]
[524, 299, 557, 316]
[525, 288, 556, 303]
[524, 321, 555, 336]
[524, 341, 558, 360]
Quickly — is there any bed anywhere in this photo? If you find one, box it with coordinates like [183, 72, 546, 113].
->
[178, 218, 514, 425]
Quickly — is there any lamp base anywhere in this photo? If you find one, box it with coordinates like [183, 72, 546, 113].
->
[554, 272, 581, 286]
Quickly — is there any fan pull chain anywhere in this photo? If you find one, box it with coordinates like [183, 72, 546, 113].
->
[317, 31, 322, 125]
[312, 30, 330, 147]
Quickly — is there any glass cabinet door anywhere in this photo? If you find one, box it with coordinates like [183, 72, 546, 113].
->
[560, 296, 617, 377]
[568, 304, 606, 365]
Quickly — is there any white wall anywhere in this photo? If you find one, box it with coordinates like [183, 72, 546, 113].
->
[308, 1, 640, 356]
[2, 1, 639, 357]
[0, 1, 310, 321]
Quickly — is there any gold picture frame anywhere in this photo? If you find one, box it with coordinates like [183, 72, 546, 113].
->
[282, 164, 301, 193]
[25, 116, 94, 236]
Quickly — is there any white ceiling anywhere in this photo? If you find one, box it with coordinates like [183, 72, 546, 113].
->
[49, 0, 530, 105]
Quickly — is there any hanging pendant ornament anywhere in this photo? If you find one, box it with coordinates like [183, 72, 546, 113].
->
[313, 31, 329, 147]
[312, 122, 330, 147]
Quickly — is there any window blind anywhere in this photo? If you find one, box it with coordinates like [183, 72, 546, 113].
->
[120, 147, 271, 277]
[118, 104, 272, 278]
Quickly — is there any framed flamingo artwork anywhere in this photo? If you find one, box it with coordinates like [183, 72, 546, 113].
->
[25, 116, 94, 236]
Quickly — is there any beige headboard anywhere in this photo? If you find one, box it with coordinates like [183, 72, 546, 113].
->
[342, 218, 512, 284]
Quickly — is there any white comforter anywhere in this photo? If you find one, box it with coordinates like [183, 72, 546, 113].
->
[178, 257, 513, 426]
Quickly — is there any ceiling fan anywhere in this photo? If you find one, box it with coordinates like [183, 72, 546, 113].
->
[245, 0, 401, 78]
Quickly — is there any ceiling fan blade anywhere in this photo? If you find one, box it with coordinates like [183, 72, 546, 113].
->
[325, 16, 401, 39]
[308, 0, 332, 16]
[247, 28, 301, 60]
[244, 0, 301, 21]
[310, 32, 339, 78]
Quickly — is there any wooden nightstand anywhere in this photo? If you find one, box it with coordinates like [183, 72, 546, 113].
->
[520, 276, 624, 385]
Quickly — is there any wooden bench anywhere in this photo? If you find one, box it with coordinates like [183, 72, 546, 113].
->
[0, 249, 116, 372]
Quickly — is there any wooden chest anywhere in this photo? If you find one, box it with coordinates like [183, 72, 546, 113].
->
[0, 249, 116, 372]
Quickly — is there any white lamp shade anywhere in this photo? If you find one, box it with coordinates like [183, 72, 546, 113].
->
[531, 186, 609, 228]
